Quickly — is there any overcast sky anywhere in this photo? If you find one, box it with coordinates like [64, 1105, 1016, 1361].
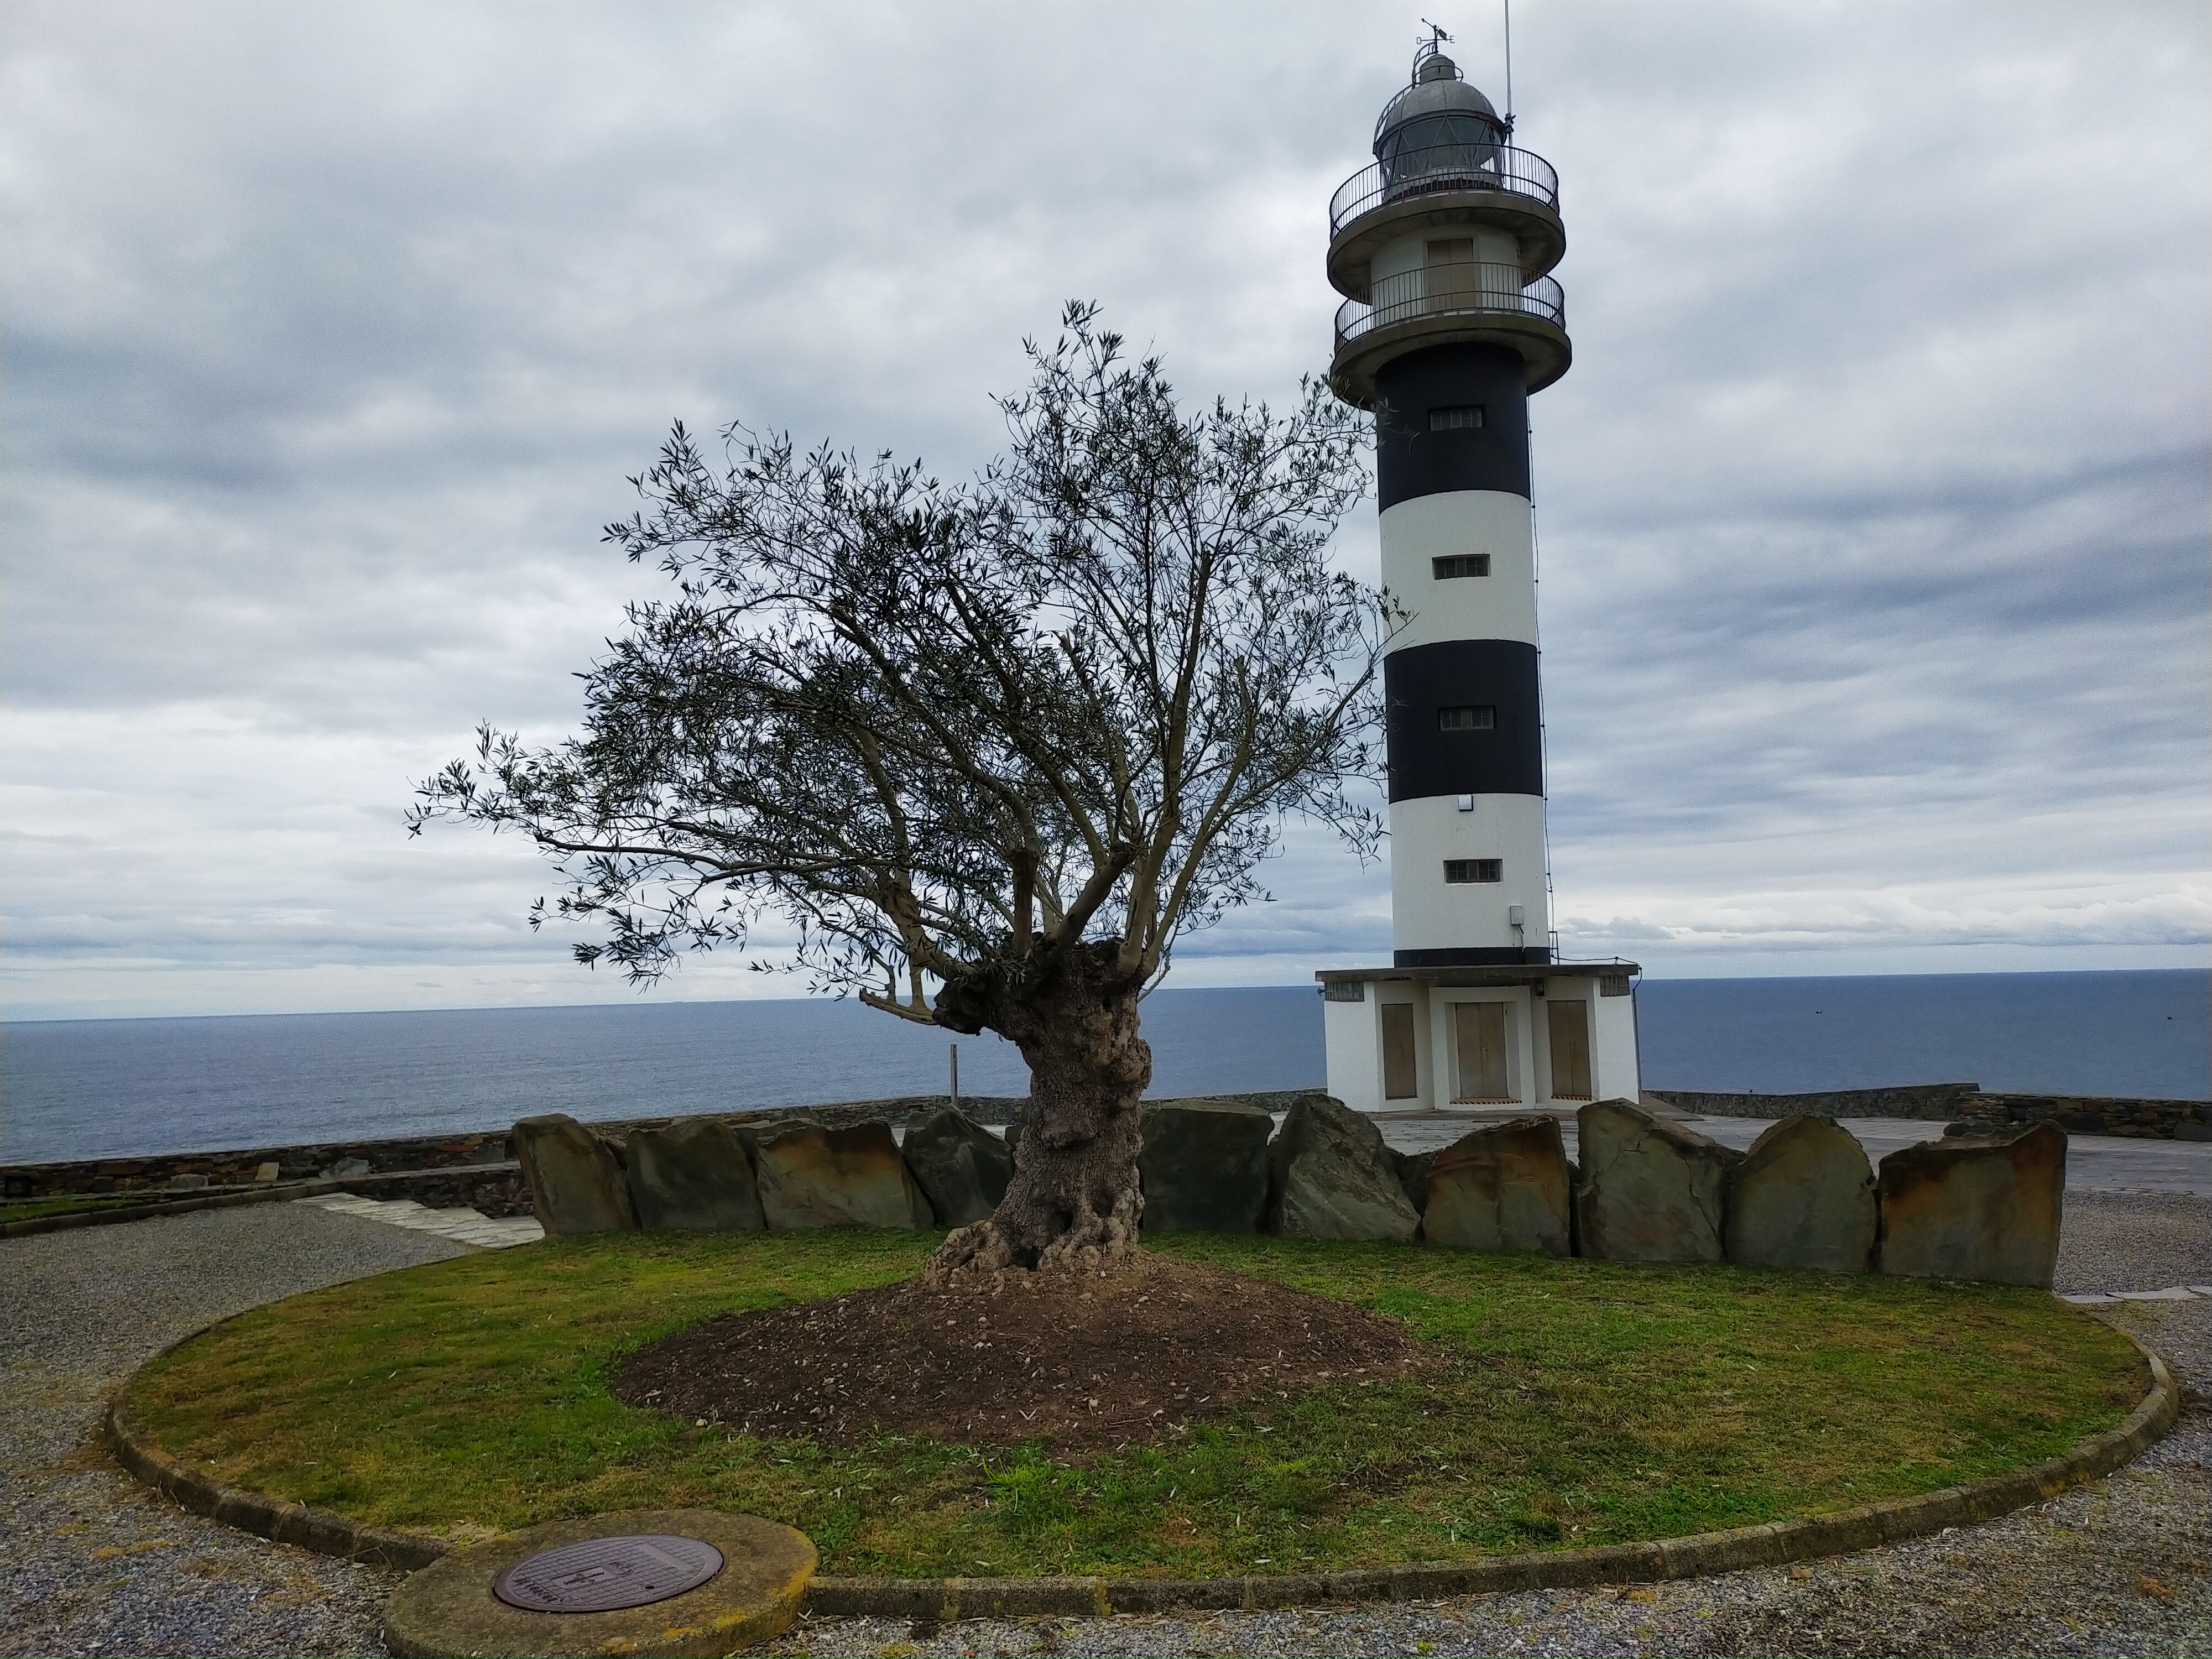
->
[4, 1, 2206, 1022]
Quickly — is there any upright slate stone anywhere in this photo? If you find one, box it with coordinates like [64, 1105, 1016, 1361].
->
[1421, 1115, 1572, 1256]
[1877, 1122, 2066, 1287]
[1138, 1099, 1272, 1234]
[1573, 1098, 1740, 1265]
[1724, 1113, 1876, 1274]
[749, 1118, 936, 1232]
[622, 1117, 765, 1232]
[513, 1113, 638, 1235]
[901, 1107, 1012, 1228]
[1265, 1095, 1420, 1243]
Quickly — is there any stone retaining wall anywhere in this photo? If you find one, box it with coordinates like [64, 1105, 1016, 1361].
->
[1, 1091, 1325, 1204]
[1944, 1093, 2211, 1141]
[1, 1131, 513, 1201]
[0, 1162, 536, 1237]
[1650, 1083, 2210, 1140]
[348, 1162, 533, 1217]
[1646, 1084, 1978, 1121]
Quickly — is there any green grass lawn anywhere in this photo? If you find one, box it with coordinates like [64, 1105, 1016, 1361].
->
[127, 1230, 2144, 1579]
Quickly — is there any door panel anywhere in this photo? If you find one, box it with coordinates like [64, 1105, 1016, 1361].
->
[1452, 1001, 1511, 1102]
[1547, 999, 1592, 1100]
[1381, 1004, 1419, 1100]
[1425, 237, 1477, 308]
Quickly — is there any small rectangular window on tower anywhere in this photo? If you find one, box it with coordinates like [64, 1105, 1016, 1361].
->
[1438, 705, 1496, 732]
[1443, 858, 1503, 884]
[1432, 554, 1491, 579]
[1429, 405, 1485, 432]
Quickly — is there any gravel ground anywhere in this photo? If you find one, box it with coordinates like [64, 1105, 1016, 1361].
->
[2054, 1192, 2212, 1293]
[1, 1204, 467, 1658]
[6, 1195, 2206, 1657]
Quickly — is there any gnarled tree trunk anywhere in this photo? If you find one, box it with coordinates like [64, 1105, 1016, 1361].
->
[931, 940, 1150, 1277]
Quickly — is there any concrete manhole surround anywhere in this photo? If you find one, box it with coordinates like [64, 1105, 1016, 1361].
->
[382, 1509, 815, 1659]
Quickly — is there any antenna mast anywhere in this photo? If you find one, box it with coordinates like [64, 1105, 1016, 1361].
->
[1503, 0, 1515, 127]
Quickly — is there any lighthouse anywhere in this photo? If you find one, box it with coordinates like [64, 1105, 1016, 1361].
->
[1317, 34, 1642, 1113]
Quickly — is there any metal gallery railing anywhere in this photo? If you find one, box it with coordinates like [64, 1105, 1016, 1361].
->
[1333, 261, 1565, 351]
[1329, 142, 1559, 238]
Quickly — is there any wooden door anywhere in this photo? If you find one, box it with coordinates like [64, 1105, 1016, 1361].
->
[1452, 1001, 1510, 1102]
[1381, 1004, 1418, 1100]
[1547, 999, 1592, 1100]
[1425, 237, 1475, 309]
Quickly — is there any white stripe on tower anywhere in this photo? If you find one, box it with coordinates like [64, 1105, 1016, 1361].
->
[1380, 488, 1548, 963]
[1323, 35, 1573, 971]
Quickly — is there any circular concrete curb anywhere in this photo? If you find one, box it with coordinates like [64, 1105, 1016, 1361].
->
[106, 1314, 2180, 1614]
[380, 1508, 813, 1658]
[102, 1303, 447, 1567]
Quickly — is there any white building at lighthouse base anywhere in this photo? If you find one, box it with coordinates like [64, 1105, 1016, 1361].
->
[1317, 961, 1643, 1113]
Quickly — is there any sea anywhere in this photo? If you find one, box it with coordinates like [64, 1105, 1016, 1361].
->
[2, 970, 2204, 1166]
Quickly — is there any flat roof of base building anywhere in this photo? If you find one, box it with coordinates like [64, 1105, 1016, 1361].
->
[1313, 960, 1641, 990]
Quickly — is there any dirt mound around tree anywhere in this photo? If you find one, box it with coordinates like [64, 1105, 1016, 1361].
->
[613, 1255, 1432, 1455]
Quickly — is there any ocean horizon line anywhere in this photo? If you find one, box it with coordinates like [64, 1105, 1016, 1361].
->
[4, 963, 2203, 1029]
[4, 970, 2203, 1164]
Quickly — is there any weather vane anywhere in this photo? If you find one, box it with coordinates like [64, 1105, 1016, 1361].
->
[1415, 17, 1453, 72]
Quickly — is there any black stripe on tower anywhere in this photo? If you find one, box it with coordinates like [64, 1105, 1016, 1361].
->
[1374, 342, 1531, 511]
[1396, 945, 1553, 966]
[1384, 639, 1544, 801]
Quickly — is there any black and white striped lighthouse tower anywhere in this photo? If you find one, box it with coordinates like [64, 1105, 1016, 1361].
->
[1317, 33, 1642, 1113]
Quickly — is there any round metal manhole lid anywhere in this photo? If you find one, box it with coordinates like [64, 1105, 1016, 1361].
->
[492, 1533, 725, 1614]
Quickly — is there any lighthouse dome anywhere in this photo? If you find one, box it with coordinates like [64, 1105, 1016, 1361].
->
[1372, 49, 1507, 166]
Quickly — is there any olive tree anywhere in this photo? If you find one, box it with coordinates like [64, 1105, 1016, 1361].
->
[411, 305, 1384, 1275]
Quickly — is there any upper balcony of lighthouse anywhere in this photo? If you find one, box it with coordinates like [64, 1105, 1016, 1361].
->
[1328, 42, 1571, 408]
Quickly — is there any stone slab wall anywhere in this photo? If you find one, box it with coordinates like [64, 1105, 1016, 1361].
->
[519, 1098, 2069, 1287]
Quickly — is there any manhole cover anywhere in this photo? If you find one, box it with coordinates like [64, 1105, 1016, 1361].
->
[492, 1534, 725, 1614]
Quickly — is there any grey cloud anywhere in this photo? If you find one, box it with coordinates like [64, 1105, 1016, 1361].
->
[2, 1, 2205, 1019]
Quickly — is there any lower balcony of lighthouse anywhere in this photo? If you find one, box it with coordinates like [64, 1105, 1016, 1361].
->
[1315, 960, 1643, 1117]
[1330, 266, 1571, 408]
